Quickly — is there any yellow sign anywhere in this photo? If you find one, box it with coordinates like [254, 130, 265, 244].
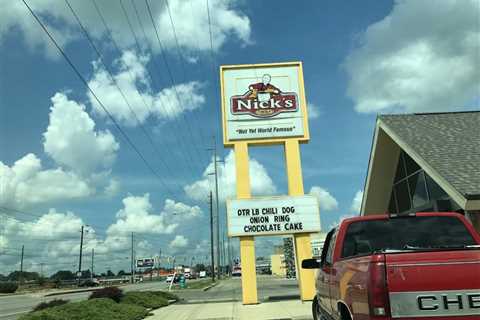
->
[220, 62, 310, 146]
[220, 62, 316, 305]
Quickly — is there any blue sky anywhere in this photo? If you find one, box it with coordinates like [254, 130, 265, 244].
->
[1, 0, 478, 274]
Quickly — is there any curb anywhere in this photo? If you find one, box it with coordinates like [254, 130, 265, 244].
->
[202, 281, 219, 291]
[44, 287, 102, 297]
[264, 294, 301, 302]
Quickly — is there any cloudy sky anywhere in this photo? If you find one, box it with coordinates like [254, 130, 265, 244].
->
[1, 0, 478, 275]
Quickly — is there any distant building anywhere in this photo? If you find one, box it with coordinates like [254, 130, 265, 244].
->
[361, 111, 480, 233]
[310, 232, 327, 257]
[270, 254, 286, 277]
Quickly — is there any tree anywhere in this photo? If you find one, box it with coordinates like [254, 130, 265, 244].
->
[81, 270, 91, 279]
[50, 270, 75, 281]
[8, 271, 40, 282]
[194, 264, 206, 273]
[117, 270, 126, 276]
[106, 270, 114, 277]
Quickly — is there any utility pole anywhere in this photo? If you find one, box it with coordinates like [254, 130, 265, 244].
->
[213, 138, 221, 278]
[209, 191, 215, 281]
[19, 245, 24, 284]
[131, 232, 134, 283]
[77, 226, 84, 285]
[158, 249, 162, 271]
[91, 248, 94, 281]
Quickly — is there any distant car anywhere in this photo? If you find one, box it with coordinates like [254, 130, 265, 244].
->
[79, 278, 100, 287]
[165, 274, 179, 283]
[232, 267, 241, 277]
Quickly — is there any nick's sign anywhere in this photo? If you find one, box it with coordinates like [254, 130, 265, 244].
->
[230, 74, 298, 118]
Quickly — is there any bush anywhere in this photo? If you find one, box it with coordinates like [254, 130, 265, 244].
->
[89, 286, 123, 303]
[19, 298, 148, 320]
[32, 299, 68, 312]
[0, 282, 18, 293]
[121, 291, 168, 309]
[151, 291, 179, 301]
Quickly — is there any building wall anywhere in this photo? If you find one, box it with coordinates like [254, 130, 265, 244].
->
[270, 254, 286, 277]
[362, 128, 401, 214]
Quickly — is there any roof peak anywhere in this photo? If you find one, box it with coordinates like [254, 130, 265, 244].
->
[379, 110, 480, 117]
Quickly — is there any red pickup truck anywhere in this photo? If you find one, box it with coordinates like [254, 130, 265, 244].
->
[302, 212, 480, 320]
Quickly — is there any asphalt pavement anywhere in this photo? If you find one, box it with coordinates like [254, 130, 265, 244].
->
[0, 275, 302, 319]
[174, 275, 300, 303]
[0, 280, 171, 320]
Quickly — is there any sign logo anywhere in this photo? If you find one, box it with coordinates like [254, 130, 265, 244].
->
[231, 74, 298, 118]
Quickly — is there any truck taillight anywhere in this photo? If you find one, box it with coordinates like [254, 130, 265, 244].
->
[368, 260, 390, 318]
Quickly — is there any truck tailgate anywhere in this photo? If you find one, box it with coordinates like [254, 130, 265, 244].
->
[386, 250, 480, 318]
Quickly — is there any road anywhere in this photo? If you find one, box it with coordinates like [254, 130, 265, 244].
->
[0, 280, 171, 320]
[0, 275, 301, 319]
[174, 275, 300, 303]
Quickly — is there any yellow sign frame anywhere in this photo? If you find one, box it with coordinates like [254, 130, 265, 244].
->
[220, 61, 316, 305]
[220, 61, 310, 147]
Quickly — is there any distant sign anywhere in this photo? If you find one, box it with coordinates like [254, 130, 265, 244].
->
[227, 195, 320, 237]
[221, 62, 310, 145]
[136, 258, 154, 268]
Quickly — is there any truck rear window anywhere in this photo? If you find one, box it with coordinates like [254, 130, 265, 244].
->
[341, 216, 476, 258]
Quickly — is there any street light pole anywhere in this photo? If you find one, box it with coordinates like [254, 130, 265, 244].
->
[77, 226, 84, 285]
[131, 232, 134, 283]
[91, 248, 94, 281]
[209, 191, 215, 281]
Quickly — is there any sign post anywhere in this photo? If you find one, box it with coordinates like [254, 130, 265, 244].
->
[221, 62, 318, 304]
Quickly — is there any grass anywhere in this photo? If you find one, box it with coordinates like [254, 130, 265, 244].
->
[121, 291, 168, 309]
[150, 291, 179, 301]
[19, 298, 149, 320]
[183, 279, 215, 290]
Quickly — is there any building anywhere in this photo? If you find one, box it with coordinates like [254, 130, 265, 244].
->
[310, 232, 327, 257]
[270, 253, 286, 277]
[361, 111, 480, 233]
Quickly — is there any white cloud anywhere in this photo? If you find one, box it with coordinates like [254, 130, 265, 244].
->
[345, 0, 480, 113]
[0, 153, 91, 208]
[0, 0, 251, 58]
[163, 199, 201, 220]
[184, 150, 277, 202]
[107, 194, 178, 236]
[309, 186, 338, 211]
[43, 92, 119, 175]
[329, 214, 355, 230]
[88, 51, 205, 126]
[104, 178, 120, 197]
[106, 194, 201, 237]
[351, 190, 363, 214]
[170, 235, 188, 249]
[308, 103, 322, 119]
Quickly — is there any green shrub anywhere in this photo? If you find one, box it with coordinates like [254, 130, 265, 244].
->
[121, 291, 168, 309]
[89, 286, 123, 302]
[32, 299, 69, 312]
[151, 291, 179, 301]
[19, 298, 148, 320]
[0, 282, 18, 293]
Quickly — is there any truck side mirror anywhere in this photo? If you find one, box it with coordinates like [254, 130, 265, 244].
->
[301, 258, 321, 269]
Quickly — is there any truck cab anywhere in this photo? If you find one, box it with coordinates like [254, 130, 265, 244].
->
[303, 212, 480, 320]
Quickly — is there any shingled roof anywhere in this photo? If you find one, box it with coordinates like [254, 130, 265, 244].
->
[379, 111, 480, 200]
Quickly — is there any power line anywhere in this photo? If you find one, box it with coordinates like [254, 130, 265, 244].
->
[144, 0, 208, 170]
[163, 0, 208, 142]
[91, 0, 197, 187]
[65, 0, 186, 200]
[22, 0, 180, 203]
[206, 0, 222, 139]
[122, 0, 202, 175]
